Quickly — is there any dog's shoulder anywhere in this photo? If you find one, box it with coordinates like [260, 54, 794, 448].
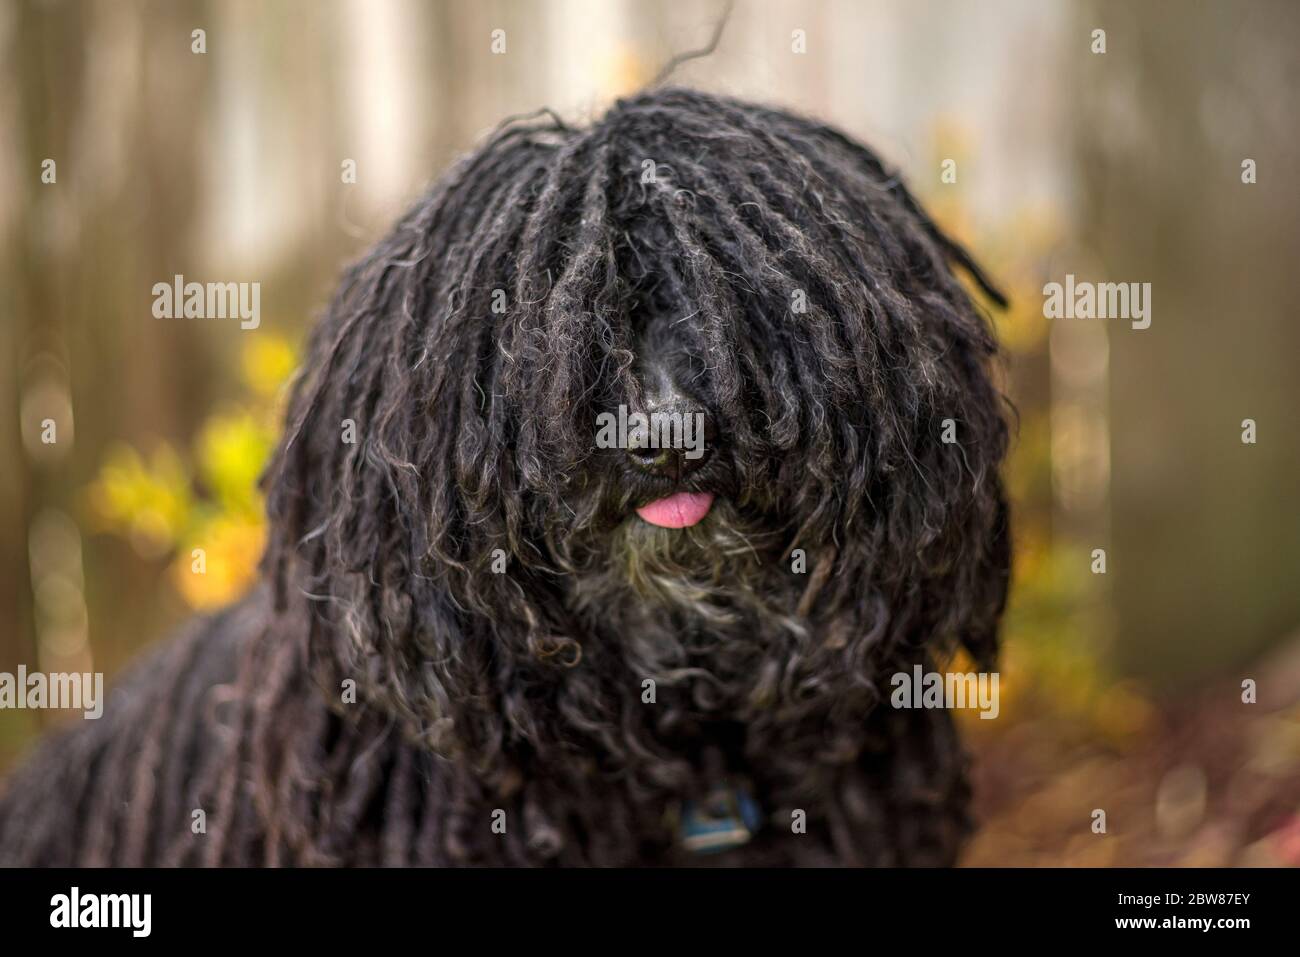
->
[0, 591, 265, 865]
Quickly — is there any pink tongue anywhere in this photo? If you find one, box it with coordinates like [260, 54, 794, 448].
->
[636, 492, 715, 529]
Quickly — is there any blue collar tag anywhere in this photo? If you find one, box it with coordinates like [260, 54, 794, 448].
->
[678, 787, 763, 854]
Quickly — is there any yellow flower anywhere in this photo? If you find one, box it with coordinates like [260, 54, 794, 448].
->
[172, 516, 266, 610]
[195, 411, 275, 517]
[241, 335, 298, 399]
[86, 443, 192, 559]
[86, 339, 294, 609]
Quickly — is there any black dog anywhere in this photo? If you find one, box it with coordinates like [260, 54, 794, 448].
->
[0, 88, 1010, 866]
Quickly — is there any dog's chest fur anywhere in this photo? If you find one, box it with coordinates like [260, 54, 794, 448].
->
[0, 582, 974, 868]
[405, 585, 973, 867]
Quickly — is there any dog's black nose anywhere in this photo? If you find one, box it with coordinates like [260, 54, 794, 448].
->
[626, 442, 710, 482]
[625, 349, 714, 481]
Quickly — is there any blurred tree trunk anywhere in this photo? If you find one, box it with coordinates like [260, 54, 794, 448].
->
[1079, 0, 1300, 686]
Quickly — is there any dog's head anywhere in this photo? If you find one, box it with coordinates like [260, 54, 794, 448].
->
[263, 88, 1011, 769]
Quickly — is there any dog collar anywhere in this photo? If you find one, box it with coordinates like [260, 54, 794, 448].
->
[677, 786, 763, 854]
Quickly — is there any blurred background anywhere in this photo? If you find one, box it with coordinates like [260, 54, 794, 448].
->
[2, 0, 1298, 865]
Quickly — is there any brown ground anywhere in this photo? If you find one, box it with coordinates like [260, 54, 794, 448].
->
[962, 638, 1300, 867]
